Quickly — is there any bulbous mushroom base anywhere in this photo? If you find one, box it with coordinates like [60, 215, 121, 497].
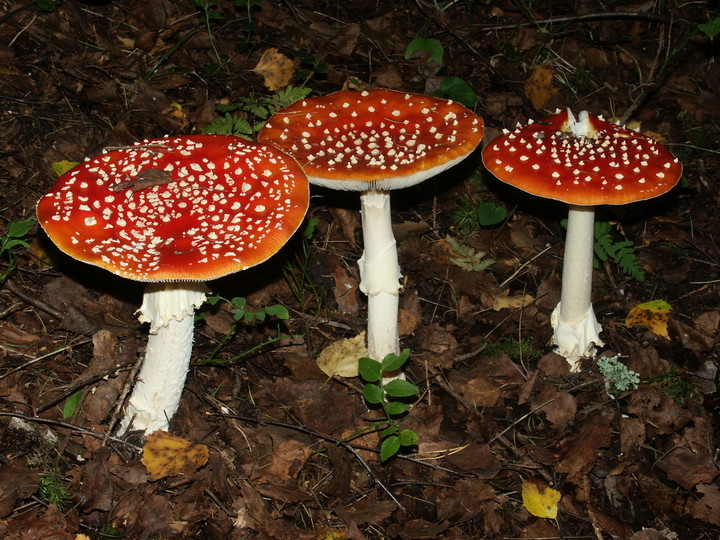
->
[551, 302, 604, 372]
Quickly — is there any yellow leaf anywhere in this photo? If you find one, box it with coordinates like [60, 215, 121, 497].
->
[142, 430, 209, 481]
[253, 48, 296, 92]
[626, 300, 672, 339]
[524, 64, 558, 110]
[316, 528, 347, 540]
[117, 36, 136, 49]
[492, 289, 534, 311]
[316, 332, 367, 378]
[52, 160, 79, 177]
[522, 480, 561, 519]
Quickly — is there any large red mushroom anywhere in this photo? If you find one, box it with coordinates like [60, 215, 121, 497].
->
[482, 109, 682, 369]
[258, 89, 483, 373]
[37, 134, 309, 434]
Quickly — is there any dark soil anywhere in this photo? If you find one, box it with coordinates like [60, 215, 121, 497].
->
[0, 0, 718, 538]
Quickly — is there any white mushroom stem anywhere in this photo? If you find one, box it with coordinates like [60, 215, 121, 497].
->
[551, 205, 604, 371]
[358, 190, 401, 367]
[118, 282, 209, 435]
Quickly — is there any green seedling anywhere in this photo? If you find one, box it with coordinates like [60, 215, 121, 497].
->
[597, 355, 639, 396]
[0, 217, 34, 282]
[282, 217, 324, 317]
[38, 472, 70, 510]
[199, 295, 290, 364]
[405, 38, 444, 73]
[445, 236, 494, 272]
[35, 0, 61, 11]
[358, 349, 419, 461]
[404, 38, 478, 107]
[297, 54, 329, 85]
[453, 198, 506, 234]
[433, 76, 478, 108]
[485, 336, 542, 362]
[648, 368, 701, 407]
[204, 85, 312, 138]
[62, 389, 83, 419]
[699, 16, 720, 38]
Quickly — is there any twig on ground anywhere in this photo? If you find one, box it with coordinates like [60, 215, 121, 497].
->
[36, 364, 134, 414]
[213, 411, 472, 510]
[0, 338, 93, 380]
[3, 279, 64, 320]
[0, 411, 141, 450]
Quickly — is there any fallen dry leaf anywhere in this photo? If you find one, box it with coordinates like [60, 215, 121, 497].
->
[525, 64, 558, 109]
[142, 431, 209, 481]
[522, 479, 561, 519]
[626, 300, 671, 339]
[687, 483, 720, 526]
[316, 332, 366, 378]
[492, 289, 534, 311]
[253, 47, 296, 91]
[0, 464, 39, 518]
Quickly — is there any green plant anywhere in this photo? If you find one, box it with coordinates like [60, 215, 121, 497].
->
[699, 16, 720, 38]
[405, 38, 444, 73]
[485, 336, 542, 362]
[593, 221, 645, 281]
[0, 217, 34, 282]
[433, 77, 478, 108]
[648, 368, 701, 407]
[597, 355, 639, 395]
[560, 218, 644, 281]
[404, 39, 478, 107]
[444, 236, 494, 272]
[199, 295, 290, 364]
[63, 389, 83, 419]
[204, 85, 312, 138]
[35, 0, 62, 11]
[282, 217, 324, 317]
[358, 350, 419, 461]
[296, 54, 329, 86]
[38, 473, 70, 510]
[452, 197, 506, 234]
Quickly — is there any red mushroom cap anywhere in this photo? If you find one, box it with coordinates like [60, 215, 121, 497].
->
[482, 109, 683, 206]
[257, 89, 484, 190]
[37, 135, 309, 281]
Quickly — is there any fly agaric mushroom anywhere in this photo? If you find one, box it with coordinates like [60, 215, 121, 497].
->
[482, 109, 682, 370]
[37, 135, 309, 434]
[258, 89, 483, 369]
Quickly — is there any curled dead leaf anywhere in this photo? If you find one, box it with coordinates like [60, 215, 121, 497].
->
[525, 64, 558, 109]
[316, 332, 367, 378]
[142, 431, 209, 481]
[253, 48, 296, 91]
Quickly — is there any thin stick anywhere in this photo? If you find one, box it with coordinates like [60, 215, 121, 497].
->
[0, 339, 92, 380]
[4, 279, 64, 320]
[0, 411, 141, 450]
[498, 243, 553, 289]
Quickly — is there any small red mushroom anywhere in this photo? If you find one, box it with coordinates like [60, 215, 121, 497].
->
[482, 109, 682, 369]
[37, 134, 309, 434]
[259, 89, 483, 371]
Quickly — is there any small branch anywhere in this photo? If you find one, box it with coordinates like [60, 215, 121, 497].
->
[0, 338, 93, 380]
[35, 364, 134, 414]
[4, 279, 64, 320]
[0, 411, 141, 450]
[471, 11, 672, 33]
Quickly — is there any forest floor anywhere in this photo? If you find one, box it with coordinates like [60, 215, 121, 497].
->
[0, 0, 719, 538]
